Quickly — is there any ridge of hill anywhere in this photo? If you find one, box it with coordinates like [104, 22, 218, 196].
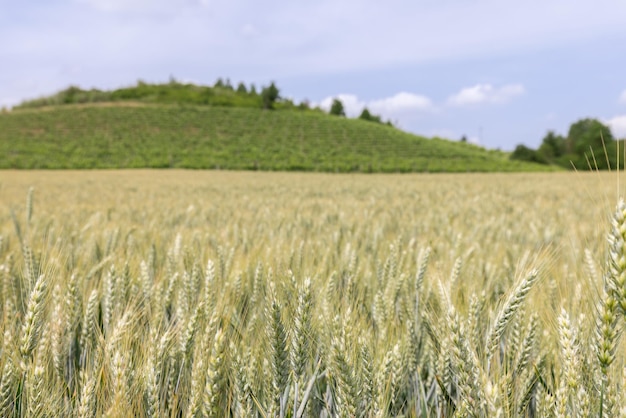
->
[13, 80, 273, 110]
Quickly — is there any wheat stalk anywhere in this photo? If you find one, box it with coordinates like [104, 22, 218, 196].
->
[20, 274, 48, 359]
[80, 289, 100, 361]
[291, 277, 313, 399]
[448, 307, 485, 415]
[330, 322, 358, 418]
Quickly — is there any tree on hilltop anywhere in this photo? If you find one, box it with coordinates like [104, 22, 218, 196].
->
[261, 82, 280, 109]
[359, 107, 382, 123]
[236, 82, 248, 94]
[330, 98, 345, 116]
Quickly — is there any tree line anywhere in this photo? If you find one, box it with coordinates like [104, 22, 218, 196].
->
[15, 78, 288, 111]
[510, 118, 622, 170]
[328, 98, 393, 126]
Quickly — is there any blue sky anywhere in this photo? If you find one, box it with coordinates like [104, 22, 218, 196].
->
[2, 0, 626, 150]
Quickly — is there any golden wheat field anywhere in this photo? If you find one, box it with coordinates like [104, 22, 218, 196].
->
[0, 170, 625, 417]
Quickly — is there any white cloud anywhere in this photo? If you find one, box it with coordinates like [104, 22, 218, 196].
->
[606, 115, 626, 138]
[447, 84, 525, 107]
[249, 0, 626, 76]
[619, 90, 626, 104]
[369, 92, 433, 114]
[316, 92, 434, 119]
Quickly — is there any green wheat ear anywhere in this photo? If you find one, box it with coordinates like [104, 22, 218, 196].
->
[608, 198, 626, 315]
[0, 330, 16, 417]
[20, 274, 48, 359]
[487, 270, 539, 363]
[265, 283, 288, 416]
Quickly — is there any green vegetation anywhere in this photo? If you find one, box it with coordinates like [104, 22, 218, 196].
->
[0, 103, 553, 172]
[332, 100, 391, 126]
[359, 107, 387, 125]
[329, 98, 346, 117]
[261, 82, 280, 110]
[14, 79, 279, 110]
[4, 79, 560, 172]
[510, 118, 622, 169]
[0, 170, 625, 417]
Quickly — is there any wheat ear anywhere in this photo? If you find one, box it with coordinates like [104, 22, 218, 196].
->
[266, 283, 288, 416]
[0, 330, 16, 417]
[609, 198, 626, 315]
[20, 274, 48, 359]
[487, 270, 539, 362]
[203, 328, 227, 416]
[330, 323, 358, 418]
[76, 370, 96, 418]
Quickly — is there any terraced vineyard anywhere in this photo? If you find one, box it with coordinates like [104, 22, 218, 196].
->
[0, 104, 553, 172]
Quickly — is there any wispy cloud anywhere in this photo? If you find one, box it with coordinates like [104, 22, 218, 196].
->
[447, 84, 525, 107]
[73, 0, 209, 13]
[5, 0, 626, 84]
[369, 92, 433, 114]
[606, 115, 626, 138]
[619, 89, 626, 104]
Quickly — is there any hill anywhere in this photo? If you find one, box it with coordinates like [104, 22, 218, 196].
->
[0, 103, 555, 172]
[1, 81, 556, 172]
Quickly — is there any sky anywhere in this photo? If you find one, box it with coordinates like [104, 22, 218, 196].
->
[2, 0, 626, 150]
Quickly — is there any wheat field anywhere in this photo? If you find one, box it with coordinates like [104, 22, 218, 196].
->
[0, 170, 625, 417]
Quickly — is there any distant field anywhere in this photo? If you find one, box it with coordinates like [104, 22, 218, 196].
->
[0, 104, 555, 172]
[0, 170, 624, 416]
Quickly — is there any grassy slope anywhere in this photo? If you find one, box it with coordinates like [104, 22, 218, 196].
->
[0, 103, 554, 172]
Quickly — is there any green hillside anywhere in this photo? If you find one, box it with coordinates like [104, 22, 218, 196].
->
[0, 103, 555, 171]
